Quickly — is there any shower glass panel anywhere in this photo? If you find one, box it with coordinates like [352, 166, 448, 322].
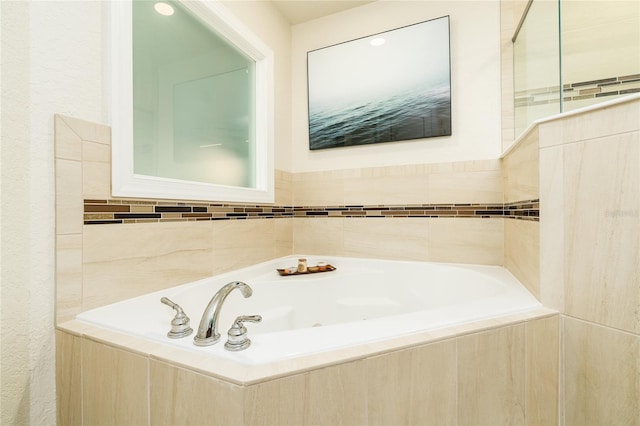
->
[513, 0, 561, 137]
[132, 0, 256, 188]
[561, 0, 640, 112]
[513, 0, 640, 137]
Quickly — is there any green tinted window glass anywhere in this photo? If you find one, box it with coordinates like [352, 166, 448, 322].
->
[132, 0, 256, 188]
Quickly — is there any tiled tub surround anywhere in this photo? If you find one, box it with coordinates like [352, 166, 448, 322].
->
[538, 95, 640, 425]
[503, 125, 541, 299]
[57, 309, 559, 425]
[55, 113, 540, 323]
[52, 103, 639, 426]
[55, 114, 550, 425]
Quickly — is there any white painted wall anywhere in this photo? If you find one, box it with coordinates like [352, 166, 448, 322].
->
[1, 1, 103, 424]
[290, 0, 502, 172]
[222, 0, 293, 171]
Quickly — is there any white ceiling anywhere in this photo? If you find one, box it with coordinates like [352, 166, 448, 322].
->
[271, 0, 377, 24]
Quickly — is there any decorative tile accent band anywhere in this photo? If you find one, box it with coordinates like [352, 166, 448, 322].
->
[84, 199, 539, 224]
[515, 73, 640, 107]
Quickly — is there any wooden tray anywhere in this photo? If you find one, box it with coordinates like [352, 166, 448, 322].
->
[277, 264, 336, 276]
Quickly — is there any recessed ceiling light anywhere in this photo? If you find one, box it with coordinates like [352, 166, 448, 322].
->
[154, 2, 174, 16]
[370, 37, 385, 47]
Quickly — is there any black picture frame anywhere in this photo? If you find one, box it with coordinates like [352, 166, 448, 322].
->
[307, 16, 452, 150]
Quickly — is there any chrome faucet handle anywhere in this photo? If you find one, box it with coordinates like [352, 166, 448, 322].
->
[224, 315, 262, 351]
[160, 297, 193, 339]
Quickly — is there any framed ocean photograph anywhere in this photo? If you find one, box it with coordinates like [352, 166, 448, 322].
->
[307, 16, 451, 150]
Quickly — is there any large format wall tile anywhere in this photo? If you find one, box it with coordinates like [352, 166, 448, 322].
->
[83, 221, 214, 310]
[54, 115, 83, 161]
[82, 139, 111, 200]
[343, 217, 429, 261]
[503, 127, 540, 203]
[275, 169, 293, 206]
[367, 339, 457, 426]
[564, 317, 640, 426]
[344, 169, 430, 205]
[247, 361, 371, 425]
[293, 217, 345, 255]
[150, 360, 244, 426]
[539, 144, 564, 311]
[458, 324, 526, 425]
[505, 218, 540, 298]
[212, 219, 277, 274]
[539, 98, 640, 148]
[56, 330, 82, 426]
[245, 374, 306, 425]
[428, 217, 504, 265]
[428, 169, 503, 204]
[294, 216, 504, 265]
[56, 234, 83, 322]
[293, 162, 503, 207]
[55, 158, 83, 235]
[82, 339, 149, 425]
[59, 114, 111, 144]
[293, 170, 348, 206]
[564, 132, 639, 333]
[275, 217, 294, 258]
[303, 360, 367, 425]
[525, 315, 559, 426]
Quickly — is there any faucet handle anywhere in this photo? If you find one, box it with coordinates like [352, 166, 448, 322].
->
[160, 297, 193, 339]
[224, 315, 262, 351]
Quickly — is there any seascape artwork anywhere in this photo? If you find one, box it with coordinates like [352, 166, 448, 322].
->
[307, 16, 451, 150]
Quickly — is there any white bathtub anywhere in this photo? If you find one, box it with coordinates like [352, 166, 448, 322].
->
[76, 255, 541, 366]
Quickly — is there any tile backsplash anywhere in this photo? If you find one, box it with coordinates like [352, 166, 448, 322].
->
[83, 199, 539, 225]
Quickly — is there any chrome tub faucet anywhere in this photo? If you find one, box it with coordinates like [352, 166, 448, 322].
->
[194, 281, 253, 346]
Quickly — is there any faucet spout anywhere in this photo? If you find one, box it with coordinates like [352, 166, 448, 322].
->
[193, 281, 253, 346]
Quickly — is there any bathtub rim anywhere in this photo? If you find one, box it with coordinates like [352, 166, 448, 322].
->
[58, 306, 558, 386]
[73, 254, 542, 366]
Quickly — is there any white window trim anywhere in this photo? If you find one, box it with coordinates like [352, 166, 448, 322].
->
[110, 0, 275, 203]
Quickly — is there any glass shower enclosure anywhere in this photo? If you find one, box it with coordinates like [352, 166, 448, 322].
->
[513, 0, 640, 136]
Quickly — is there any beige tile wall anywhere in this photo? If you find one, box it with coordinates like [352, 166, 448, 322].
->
[55, 115, 513, 323]
[54, 114, 549, 424]
[504, 216, 540, 297]
[54, 115, 293, 322]
[502, 126, 540, 298]
[293, 216, 504, 264]
[150, 360, 245, 426]
[563, 317, 639, 426]
[58, 313, 559, 425]
[539, 98, 640, 335]
[55, 330, 82, 425]
[458, 324, 526, 425]
[82, 338, 149, 425]
[503, 127, 540, 203]
[538, 97, 640, 425]
[293, 159, 503, 206]
[292, 160, 505, 266]
[367, 339, 457, 425]
[526, 315, 560, 426]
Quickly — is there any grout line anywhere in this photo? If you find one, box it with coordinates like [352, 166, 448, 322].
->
[560, 314, 640, 338]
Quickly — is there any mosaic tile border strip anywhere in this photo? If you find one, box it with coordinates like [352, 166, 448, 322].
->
[84, 199, 539, 224]
[515, 73, 640, 107]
